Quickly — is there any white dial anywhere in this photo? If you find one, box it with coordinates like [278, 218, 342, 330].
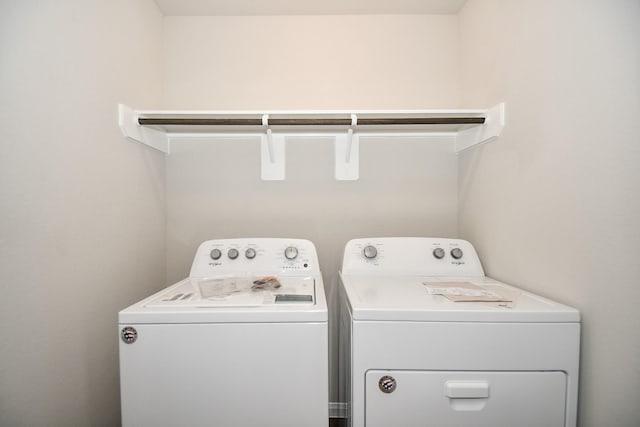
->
[450, 247, 463, 259]
[363, 245, 378, 259]
[245, 248, 256, 259]
[433, 248, 445, 259]
[210, 248, 222, 260]
[228, 248, 239, 259]
[284, 246, 298, 260]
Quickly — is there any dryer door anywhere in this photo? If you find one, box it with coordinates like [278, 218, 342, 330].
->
[366, 370, 567, 427]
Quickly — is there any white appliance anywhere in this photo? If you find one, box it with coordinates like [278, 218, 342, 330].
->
[339, 237, 580, 427]
[119, 238, 328, 427]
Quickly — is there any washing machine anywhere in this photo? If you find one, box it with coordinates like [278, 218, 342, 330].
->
[119, 238, 328, 427]
[338, 237, 580, 427]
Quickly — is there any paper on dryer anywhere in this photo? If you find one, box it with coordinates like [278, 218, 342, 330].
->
[423, 281, 512, 303]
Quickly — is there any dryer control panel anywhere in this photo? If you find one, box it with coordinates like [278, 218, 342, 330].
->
[342, 237, 484, 277]
[190, 238, 319, 277]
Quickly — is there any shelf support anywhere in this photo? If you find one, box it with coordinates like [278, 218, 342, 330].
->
[334, 114, 359, 180]
[455, 102, 505, 152]
[118, 104, 169, 153]
[260, 113, 285, 180]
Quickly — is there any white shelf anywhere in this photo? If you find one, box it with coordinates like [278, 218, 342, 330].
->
[118, 103, 505, 180]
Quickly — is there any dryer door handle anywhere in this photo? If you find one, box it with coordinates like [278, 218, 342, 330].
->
[445, 381, 490, 399]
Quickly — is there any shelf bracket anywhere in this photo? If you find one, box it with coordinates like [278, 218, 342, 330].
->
[118, 104, 169, 153]
[455, 102, 505, 153]
[335, 114, 359, 180]
[260, 114, 285, 180]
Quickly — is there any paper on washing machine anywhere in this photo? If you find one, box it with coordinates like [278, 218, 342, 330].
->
[196, 276, 282, 299]
[423, 281, 512, 302]
[251, 276, 282, 290]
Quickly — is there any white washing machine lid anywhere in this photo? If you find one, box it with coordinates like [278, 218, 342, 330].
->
[119, 275, 327, 324]
[340, 273, 580, 323]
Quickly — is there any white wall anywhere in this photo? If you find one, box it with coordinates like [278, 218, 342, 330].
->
[0, 1, 165, 425]
[163, 15, 461, 401]
[163, 15, 460, 110]
[459, 1, 640, 425]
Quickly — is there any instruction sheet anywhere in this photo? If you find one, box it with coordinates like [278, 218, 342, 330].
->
[423, 281, 512, 303]
[198, 276, 282, 299]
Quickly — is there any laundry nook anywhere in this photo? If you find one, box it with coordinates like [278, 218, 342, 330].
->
[1, 2, 639, 427]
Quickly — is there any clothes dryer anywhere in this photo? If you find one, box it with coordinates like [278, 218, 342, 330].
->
[339, 237, 579, 427]
[119, 238, 328, 427]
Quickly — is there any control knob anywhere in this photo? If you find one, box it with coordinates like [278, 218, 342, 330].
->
[432, 248, 445, 259]
[245, 248, 256, 259]
[363, 245, 378, 259]
[210, 249, 222, 260]
[450, 248, 464, 259]
[284, 246, 298, 260]
[228, 248, 239, 260]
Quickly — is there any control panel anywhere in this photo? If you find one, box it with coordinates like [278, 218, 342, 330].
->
[341, 238, 485, 277]
[189, 238, 319, 277]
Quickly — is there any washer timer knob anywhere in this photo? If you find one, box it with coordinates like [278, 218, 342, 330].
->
[363, 245, 378, 259]
[210, 249, 222, 260]
[284, 246, 299, 260]
[245, 248, 256, 259]
[228, 248, 239, 260]
[451, 248, 464, 259]
[433, 248, 445, 259]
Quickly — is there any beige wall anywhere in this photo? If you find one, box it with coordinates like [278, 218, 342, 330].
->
[0, 1, 165, 425]
[163, 15, 460, 110]
[163, 15, 461, 401]
[459, 1, 640, 425]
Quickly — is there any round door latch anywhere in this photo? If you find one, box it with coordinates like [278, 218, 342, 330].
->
[379, 375, 397, 393]
[121, 326, 138, 344]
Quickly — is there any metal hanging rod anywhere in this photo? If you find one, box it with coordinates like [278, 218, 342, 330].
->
[358, 117, 485, 125]
[139, 118, 264, 126]
[137, 116, 486, 127]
